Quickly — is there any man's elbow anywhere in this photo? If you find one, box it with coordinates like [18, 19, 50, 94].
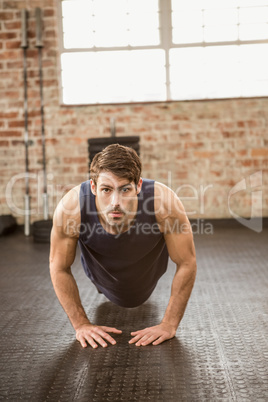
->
[178, 257, 197, 278]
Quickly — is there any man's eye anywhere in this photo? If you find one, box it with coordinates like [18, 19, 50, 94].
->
[121, 188, 130, 193]
[102, 188, 110, 193]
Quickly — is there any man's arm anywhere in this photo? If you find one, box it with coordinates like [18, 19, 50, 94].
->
[129, 182, 197, 346]
[50, 186, 122, 348]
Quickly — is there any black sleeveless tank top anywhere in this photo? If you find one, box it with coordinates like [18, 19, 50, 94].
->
[78, 179, 169, 308]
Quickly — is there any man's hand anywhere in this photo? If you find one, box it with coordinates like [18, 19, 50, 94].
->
[129, 322, 176, 346]
[76, 324, 122, 348]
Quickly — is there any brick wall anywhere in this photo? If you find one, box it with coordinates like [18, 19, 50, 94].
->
[0, 0, 267, 225]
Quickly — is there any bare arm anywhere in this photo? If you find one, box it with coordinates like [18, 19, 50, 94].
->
[50, 186, 122, 348]
[161, 228, 197, 330]
[129, 182, 197, 346]
[49, 226, 90, 330]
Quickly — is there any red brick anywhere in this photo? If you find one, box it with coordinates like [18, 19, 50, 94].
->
[77, 166, 88, 174]
[241, 160, 253, 167]
[8, 121, 24, 128]
[4, 21, 21, 30]
[216, 121, 236, 130]
[11, 140, 24, 146]
[45, 30, 56, 38]
[237, 120, 262, 128]
[3, 1, 20, 9]
[5, 40, 21, 49]
[172, 114, 190, 121]
[7, 60, 22, 69]
[0, 131, 21, 137]
[2, 90, 20, 99]
[63, 157, 88, 164]
[37, 138, 58, 146]
[184, 142, 205, 149]
[251, 148, 268, 157]
[1, 50, 20, 59]
[194, 151, 216, 158]
[0, 140, 9, 146]
[0, 112, 18, 118]
[222, 130, 246, 138]
[0, 12, 14, 20]
[237, 150, 248, 157]
[0, 32, 17, 40]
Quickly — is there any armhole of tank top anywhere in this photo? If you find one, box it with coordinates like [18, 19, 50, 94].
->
[142, 179, 158, 226]
[79, 181, 89, 242]
[151, 180, 159, 225]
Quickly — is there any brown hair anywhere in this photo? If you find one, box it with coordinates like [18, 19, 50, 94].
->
[90, 144, 142, 185]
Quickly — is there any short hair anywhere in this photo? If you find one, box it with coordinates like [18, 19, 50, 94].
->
[90, 144, 142, 186]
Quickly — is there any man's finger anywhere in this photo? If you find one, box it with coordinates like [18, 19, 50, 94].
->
[97, 330, 117, 345]
[91, 333, 108, 348]
[152, 336, 166, 346]
[100, 326, 122, 334]
[140, 335, 157, 346]
[129, 334, 144, 344]
[85, 335, 99, 349]
[76, 332, 88, 348]
[136, 334, 157, 346]
[130, 330, 143, 336]
[78, 336, 88, 348]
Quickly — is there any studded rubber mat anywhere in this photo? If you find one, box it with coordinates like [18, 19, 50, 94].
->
[0, 223, 267, 401]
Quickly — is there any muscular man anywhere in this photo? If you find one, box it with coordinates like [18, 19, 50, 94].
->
[50, 144, 196, 349]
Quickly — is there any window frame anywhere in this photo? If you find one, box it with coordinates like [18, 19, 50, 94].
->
[57, 0, 268, 106]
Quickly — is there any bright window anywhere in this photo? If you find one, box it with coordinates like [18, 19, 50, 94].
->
[59, 0, 268, 104]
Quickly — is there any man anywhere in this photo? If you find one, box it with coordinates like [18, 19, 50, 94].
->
[50, 144, 196, 349]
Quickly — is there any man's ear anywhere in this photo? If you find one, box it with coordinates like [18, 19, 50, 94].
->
[90, 179, 97, 195]
[137, 178, 143, 194]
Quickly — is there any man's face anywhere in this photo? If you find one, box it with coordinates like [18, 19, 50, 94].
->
[90, 171, 142, 233]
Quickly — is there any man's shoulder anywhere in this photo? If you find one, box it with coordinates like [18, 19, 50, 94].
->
[154, 181, 188, 233]
[60, 184, 81, 211]
[53, 184, 82, 238]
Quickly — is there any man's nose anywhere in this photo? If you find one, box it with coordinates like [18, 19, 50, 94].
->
[111, 191, 120, 207]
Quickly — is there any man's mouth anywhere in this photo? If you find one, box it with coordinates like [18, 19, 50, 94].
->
[108, 211, 124, 218]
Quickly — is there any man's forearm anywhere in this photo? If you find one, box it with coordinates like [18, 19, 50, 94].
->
[50, 268, 90, 330]
[161, 261, 197, 330]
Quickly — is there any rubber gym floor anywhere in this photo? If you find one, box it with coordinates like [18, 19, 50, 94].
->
[0, 221, 267, 401]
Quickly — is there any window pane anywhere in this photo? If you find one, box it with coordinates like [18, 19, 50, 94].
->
[239, 44, 268, 81]
[170, 48, 207, 99]
[61, 53, 99, 104]
[128, 0, 159, 45]
[173, 27, 203, 44]
[204, 25, 238, 42]
[239, 6, 268, 23]
[61, 0, 159, 48]
[93, 13, 128, 47]
[172, 0, 238, 11]
[239, 23, 268, 40]
[128, 50, 166, 101]
[172, 9, 203, 26]
[128, 0, 158, 14]
[62, 1, 95, 48]
[61, 50, 166, 104]
[204, 8, 238, 25]
[128, 12, 159, 46]
[203, 0, 238, 8]
[170, 44, 268, 100]
[172, 10, 203, 43]
[204, 46, 240, 98]
[241, 80, 268, 97]
[171, 0, 202, 11]
[237, 0, 268, 6]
